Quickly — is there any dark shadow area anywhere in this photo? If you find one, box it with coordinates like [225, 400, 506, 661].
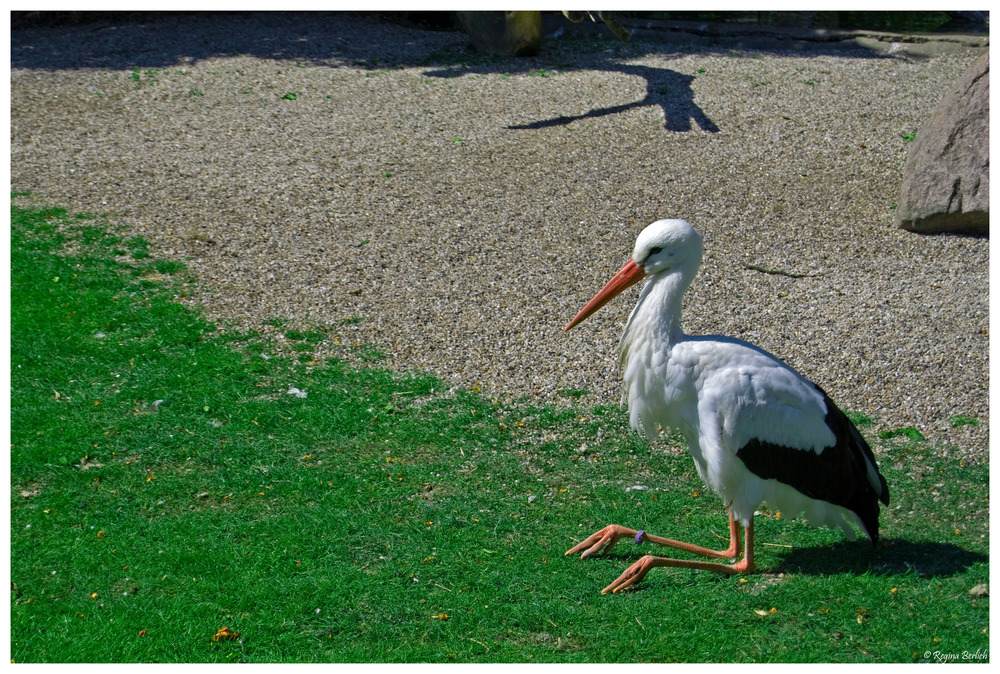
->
[773, 538, 988, 578]
[592, 538, 986, 579]
[504, 64, 719, 133]
[6, 12, 713, 134]
[636, 10, 989, 35]
[424, 58, 720, 133]
[11, 11, 911, 72]
[10, 12, 370, 71]
[13, 11, 973, 135]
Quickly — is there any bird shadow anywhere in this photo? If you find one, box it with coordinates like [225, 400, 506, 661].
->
[583, 538, 985, 580]
[771, 538, 987, 578]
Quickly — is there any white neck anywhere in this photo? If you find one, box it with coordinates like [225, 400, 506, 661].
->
[619, 264, 695, 359]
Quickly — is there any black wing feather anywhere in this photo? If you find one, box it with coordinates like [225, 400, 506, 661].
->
[736, 385, 889, 546]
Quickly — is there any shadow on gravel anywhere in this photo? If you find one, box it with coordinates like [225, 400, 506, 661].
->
[425, 60, 719, 132]
[12, 11, 906, 134]
[516, 65, 717, 133]
[10, 11, 365, 70]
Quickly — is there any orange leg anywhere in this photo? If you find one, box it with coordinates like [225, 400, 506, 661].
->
[565, 512, 742, 560]
[565, 514, 755, 593]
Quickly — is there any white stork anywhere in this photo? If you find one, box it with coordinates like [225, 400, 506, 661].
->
[564, 219, 889, 593]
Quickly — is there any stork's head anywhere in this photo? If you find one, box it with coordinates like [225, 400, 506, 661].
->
[565, 219, 703, 331]
[632, 219, 703, 276]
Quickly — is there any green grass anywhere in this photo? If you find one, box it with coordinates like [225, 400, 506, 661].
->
[878, 427, 926, 443]
[949, 415, 980, 428]
[10, 200, 989, 662]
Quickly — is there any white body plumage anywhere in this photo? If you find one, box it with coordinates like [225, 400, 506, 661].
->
[564, 219, 888, 588]
[616, 220, 886, 540]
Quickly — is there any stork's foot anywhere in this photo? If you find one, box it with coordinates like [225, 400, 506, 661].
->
[566, 519, 741, 561]
[565, 524, 638, 559]
[570, 518, 755, 594]
[602, 554, 755, 594]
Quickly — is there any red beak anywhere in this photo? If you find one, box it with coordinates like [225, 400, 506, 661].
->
[564, 259, 647, 331]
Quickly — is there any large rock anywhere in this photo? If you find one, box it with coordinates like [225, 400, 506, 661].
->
[898, 52, 988, 235]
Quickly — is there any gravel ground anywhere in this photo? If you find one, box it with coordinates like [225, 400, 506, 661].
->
[10, 13, 989, 458]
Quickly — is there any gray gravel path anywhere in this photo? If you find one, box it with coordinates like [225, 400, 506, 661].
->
[10, 13, 989, 458]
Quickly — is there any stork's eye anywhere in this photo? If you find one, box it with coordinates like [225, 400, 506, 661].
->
[649, 246, 663, 255]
